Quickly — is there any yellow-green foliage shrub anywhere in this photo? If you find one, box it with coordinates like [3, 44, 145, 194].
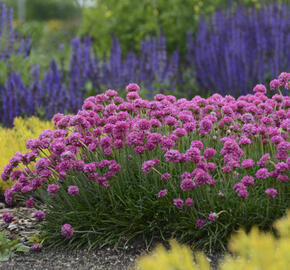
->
[135, 210, 290, 270]
[136, 239, 210, 270]
[0, 117, 54, 194]
[220, 210, 290, 270]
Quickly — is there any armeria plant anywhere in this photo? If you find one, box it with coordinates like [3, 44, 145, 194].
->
[1, 73, 290, 252]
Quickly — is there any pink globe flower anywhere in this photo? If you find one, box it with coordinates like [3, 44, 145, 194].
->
[173, 128, 187, 137]
[47, 184, 60, 195]
[142, 160, 156, 174]
[257, 153, 270, 167]
[265, 188, 278, 198]
[185, 198, 193, 207]
[203, 148, 217, 160]
[253, 84, 267, 94]
[190, 140, 203, 150]
[33, 210, 46, 222]
[61, 224, 75, 239]
[237, 189, 249, 199]
[208, 211, 216, 222]
[269, 79, 281, 90]
[256, 168, 270, 180]
[126, 83, 140, 92]
[135, 119, 151, 131]
[165, 150, 181, 163]
[126, 92, 140, 101]
[25, 197, 34, 208]
[2, 212, 14, 224]
[30, 243, 42, 252]
[196, 219, 206, 228]
[161, 172, 171, 181]
[200, 119, 213, 135]
[68, 186, 79, 196]
[241, 176, 255, 187]
[278, 72, 290, 85]
[241, 159, 255, 169]
[158, 189, 167, 198]
[277, 174, 289, 182]
[180, 178, 195, 191]
[105, 89, 118, 97]
[173, 198, 184, 210]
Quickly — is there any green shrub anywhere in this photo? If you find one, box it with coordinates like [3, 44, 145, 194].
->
[80, 0, 276, 57]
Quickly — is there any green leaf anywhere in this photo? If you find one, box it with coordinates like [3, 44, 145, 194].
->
[8, 239, 20, 248]
[14, 244, 30, 253]
[0, 249, 11, 262]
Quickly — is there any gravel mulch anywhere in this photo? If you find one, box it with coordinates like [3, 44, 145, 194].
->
[0, 202, 225, 270]
[0, 246, 143, 270]
[0, 245, 224, 270]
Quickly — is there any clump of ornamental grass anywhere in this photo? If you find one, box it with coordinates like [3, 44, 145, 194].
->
[1, 73, 289, 252]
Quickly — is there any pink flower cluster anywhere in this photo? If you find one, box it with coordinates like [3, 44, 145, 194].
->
[2, 212, 14, 224]
[61, 223, 75, 239]
[1, 72, 290, 234]
[265, 188, 278, 198]
[269, 72, 290, 91]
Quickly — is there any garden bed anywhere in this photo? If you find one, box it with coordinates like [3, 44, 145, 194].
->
[0, 203, 223, 270]
[1, 73, 289, 270]
[1, 203, 223, 270]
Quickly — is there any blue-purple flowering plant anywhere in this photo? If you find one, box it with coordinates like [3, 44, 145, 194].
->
[186, 3, 290, 96]
[0, 33, 180, 126]
[0, 2, 289, 127]
[0, 4, 31, 61]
